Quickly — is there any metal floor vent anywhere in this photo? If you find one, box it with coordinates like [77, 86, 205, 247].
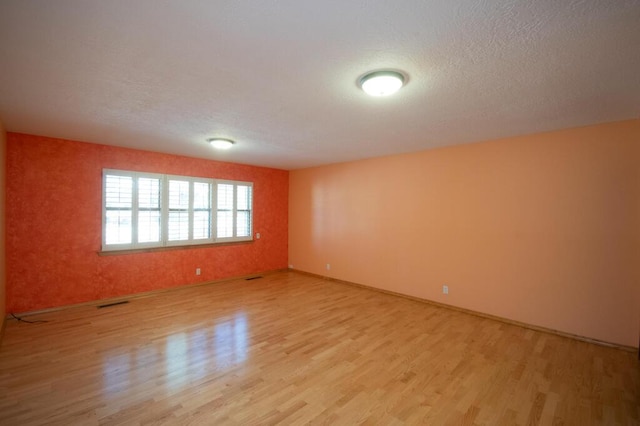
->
[245, 276, 263, 281]
[98, 300, 129, 309]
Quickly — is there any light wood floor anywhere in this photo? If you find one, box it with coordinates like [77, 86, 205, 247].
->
[0, 272, 638, 425]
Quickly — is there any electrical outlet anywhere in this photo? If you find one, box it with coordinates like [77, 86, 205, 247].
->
[196, 268, 201, 276]
[326, 263, 331, 270]
[442, 284, 448, 295]
[288, 264, 294, 269]
[256, 232, 261, 239]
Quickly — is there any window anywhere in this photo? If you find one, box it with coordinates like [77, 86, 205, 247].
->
[102, 169, 253, 251]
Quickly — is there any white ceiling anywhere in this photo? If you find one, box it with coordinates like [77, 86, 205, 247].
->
[0, 1, 639, 170]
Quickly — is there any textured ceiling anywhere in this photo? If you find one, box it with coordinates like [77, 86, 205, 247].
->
[0, 0, 639, 170]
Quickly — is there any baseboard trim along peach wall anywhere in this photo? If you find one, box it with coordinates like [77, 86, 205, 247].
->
[292, 269, 637, 353]
[289, 119, 640, 348]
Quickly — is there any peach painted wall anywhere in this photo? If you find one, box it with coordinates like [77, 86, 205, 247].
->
[7, 133, 288, 313]
[289, 120, 640, 348]
[0, 120, 6, 334]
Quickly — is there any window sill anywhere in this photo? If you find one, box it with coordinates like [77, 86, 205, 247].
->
[98, 240, 254, 256]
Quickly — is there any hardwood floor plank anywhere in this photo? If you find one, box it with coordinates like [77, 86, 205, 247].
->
[0, 271, 638, 425]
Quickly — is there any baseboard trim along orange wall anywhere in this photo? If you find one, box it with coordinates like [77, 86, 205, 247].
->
[6, 133, 289, 313]
[8, 268, 287, 318]
[289, 119, 640, 348]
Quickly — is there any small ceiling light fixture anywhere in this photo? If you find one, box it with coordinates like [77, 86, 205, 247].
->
[207, 138, 235, 150]
[359, 70, 405, 96]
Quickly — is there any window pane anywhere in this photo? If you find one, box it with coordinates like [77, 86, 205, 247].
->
[137, 177, 161, 243]
[237, 211, 250, 237]
[193, 211, 210, 239]
[138, 177, 160, 209]
[236, 185, 251, 238]
[217, 184, 233, 210]
[105, 174, 133, 245]
[217, 184, 234, 238]
[193, 182, 211, 240]
[237, 185, 250, 210]
[169, 180, 189, 209]
[105, 210, 132, 244]
[138, 211, 161, 243]
[194, 182, 210, 209]
[217, 211, 233, 238]
[168, 211, 189, 241]
[105, 175, 132, 208]
[168, 179, 190, 241]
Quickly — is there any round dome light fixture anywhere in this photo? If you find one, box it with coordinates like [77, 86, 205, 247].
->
[359, 70, 405, 96]
[207, 138, 235, 150]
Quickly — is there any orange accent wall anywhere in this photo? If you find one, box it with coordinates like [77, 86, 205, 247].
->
[6, 133, 288, 313]
[0, 120, 6, 333]
[289, 120, 640, 348]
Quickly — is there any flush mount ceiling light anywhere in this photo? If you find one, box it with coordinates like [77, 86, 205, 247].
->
[359, 70, 405, 96]
[207, 138, 235, 150]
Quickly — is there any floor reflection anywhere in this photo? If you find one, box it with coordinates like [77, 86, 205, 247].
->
[166, 332, 188, 390]
[102, 312, 250, 395]
[102, 353, 132, 395]
[214, 312, 248, 365]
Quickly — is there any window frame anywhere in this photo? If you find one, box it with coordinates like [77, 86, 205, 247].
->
[102, 169, 253, 252]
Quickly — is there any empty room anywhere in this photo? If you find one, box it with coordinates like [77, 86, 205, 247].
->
[0, 1, 638, 425]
